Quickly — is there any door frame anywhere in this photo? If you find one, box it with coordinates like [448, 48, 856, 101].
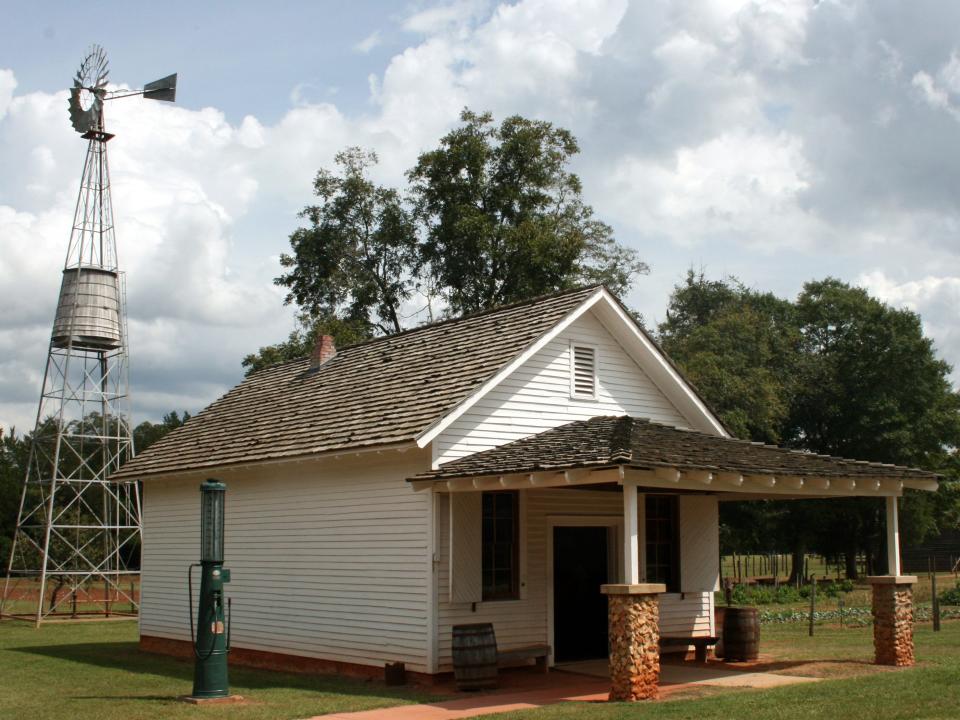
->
[546, 514, 623, 665]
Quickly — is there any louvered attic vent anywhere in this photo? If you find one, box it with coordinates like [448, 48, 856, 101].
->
[570, 344, 597, 398]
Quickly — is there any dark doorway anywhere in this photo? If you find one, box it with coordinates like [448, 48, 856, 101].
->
[552, 525, 610, 662]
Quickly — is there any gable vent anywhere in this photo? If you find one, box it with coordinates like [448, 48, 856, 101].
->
[571, 344, 597, 398]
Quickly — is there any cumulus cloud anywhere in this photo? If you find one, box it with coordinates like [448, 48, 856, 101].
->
[4, 0, 960, 432]
[355, 30, 383, 54]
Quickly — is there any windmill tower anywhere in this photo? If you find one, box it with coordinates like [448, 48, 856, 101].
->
[0, 47, 177, 624]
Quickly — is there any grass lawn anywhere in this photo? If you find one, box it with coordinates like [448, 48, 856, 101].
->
[0, 619, 439, 720]
[2, 618, 958, 720]
[496, 620, 960, 720]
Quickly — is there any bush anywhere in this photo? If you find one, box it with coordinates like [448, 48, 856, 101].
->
[939, 581, 960, 606]
[721, 581, 851, 606]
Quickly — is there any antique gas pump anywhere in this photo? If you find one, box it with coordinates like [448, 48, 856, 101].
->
[188, 479, 232, 699]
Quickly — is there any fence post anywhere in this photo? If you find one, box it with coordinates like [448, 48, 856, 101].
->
[808, 577, 816, 637]
[932, 560, 941, 633]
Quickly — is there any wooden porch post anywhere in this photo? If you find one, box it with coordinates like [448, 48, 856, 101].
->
[623, 481, 639, 584]
[866, 495, 915, 667]
[886, 496, 901, 576]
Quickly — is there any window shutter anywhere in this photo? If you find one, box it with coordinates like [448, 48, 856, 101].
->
[679, 495, 720, 592]
[449, 493, 482, 603]
[571, 345, 596, 397]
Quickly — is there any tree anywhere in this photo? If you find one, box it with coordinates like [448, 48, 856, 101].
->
[132, 411, 191, 454]
[0, 427, 29, 563]
[276, 147, 418, 336]
[408, 109, 647, 316]
[658, 271, 800, 443]
[784, 279, 960, 576]
[241, 315, 372, 375]
[248, 109, 649, 372]
[661, 273, 960, 580]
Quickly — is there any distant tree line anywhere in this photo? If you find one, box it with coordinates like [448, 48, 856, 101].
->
[0, 411, 189, 563]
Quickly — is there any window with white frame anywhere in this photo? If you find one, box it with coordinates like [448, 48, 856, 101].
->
[570, 343, 597, 399]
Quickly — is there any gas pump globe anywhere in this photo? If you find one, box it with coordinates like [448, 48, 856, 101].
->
[201, 480, 225, 563]
[188, 479, 232, 699]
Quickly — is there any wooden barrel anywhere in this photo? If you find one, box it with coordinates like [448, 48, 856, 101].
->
[714, 606, 726, 658]
[722, 607, 759, 661]
[452, 623, 498, 690]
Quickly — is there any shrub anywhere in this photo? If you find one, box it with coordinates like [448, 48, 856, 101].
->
[939, 581, 960, 606]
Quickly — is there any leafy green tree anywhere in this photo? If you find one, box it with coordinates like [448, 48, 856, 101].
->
[408, 109, 647, 316]
[249, 109, 649, 372]
[0, 427, 29, 563]
[785, 279, 960, 576]
[132, 411, 191, 454]
[276, 147, 418, 335]
[662, 273, 960, 579]
[658, 271, 800, 443]
[241, 314, 372, 375]
[787, 279, 960, 464]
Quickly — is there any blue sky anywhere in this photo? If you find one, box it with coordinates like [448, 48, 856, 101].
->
[4, 2, 395, 122]
[3, 0, 960, 432]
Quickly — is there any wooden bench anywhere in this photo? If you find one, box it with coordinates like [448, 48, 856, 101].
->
[660, 635, 719, 663]
[497, 643, 551, 673]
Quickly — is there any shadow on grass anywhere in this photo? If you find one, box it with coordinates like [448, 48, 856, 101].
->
[10, 640, 435, 701]
[73, 695, 181, 702]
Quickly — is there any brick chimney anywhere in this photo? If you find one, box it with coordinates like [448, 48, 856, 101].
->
[310, 334, 337, 369]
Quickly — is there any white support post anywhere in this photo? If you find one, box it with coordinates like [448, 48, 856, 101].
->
[886, 496, 901, 576]
[623, 481, 639, 584]
[638, 493, 646, 582]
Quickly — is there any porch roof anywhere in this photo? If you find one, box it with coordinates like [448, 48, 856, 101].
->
[408, 416, 939, 497]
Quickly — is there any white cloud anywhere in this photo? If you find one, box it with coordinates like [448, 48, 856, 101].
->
[0, 69, 15, 120]
[602, 131, 817, 250]
[403, 0, 490, 34]
[355, 30, 382, 54]
[6, 0, 960, 433]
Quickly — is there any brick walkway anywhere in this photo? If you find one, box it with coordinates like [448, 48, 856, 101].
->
[304, 662, 820, 720]
[311, 678, 609, 720]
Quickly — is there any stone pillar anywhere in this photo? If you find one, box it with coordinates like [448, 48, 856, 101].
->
[600, 583, 666, 702]
[867, 576, 917, 667]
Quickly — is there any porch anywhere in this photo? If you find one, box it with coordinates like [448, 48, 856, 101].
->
[410, 415, 939, 701]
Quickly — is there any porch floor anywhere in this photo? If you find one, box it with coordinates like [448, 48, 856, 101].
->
[308, 659, 819, 720]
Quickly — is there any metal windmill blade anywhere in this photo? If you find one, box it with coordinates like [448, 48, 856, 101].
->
[68, 45, 110, 134]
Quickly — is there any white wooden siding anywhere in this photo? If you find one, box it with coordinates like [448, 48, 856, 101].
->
[435, 310, 690, 466]
[140, 450, 434, 672]
[434, 488, 713, 671]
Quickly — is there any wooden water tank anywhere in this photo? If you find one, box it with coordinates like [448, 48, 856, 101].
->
[452, 623, 498, 690]
[51, 268, 121, 350]
[722, 607, 759, 661]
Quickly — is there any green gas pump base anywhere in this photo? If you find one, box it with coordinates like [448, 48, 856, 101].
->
[185, 479, 237, 702]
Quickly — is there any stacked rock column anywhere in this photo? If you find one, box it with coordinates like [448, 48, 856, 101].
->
[600, 583, 666, 701]
[867, 576, 917, 666]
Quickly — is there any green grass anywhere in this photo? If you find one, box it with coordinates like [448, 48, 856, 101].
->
[2, 618, 959, 720]
[494, 621, 960, 720]
[0, 619, 439, 720]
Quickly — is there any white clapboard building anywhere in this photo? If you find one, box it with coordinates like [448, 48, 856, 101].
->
[114, 285, 938, 680]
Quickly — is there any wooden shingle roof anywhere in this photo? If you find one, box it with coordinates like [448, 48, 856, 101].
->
[114, 285, 603, 480]
[409, 415, 940, 483]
